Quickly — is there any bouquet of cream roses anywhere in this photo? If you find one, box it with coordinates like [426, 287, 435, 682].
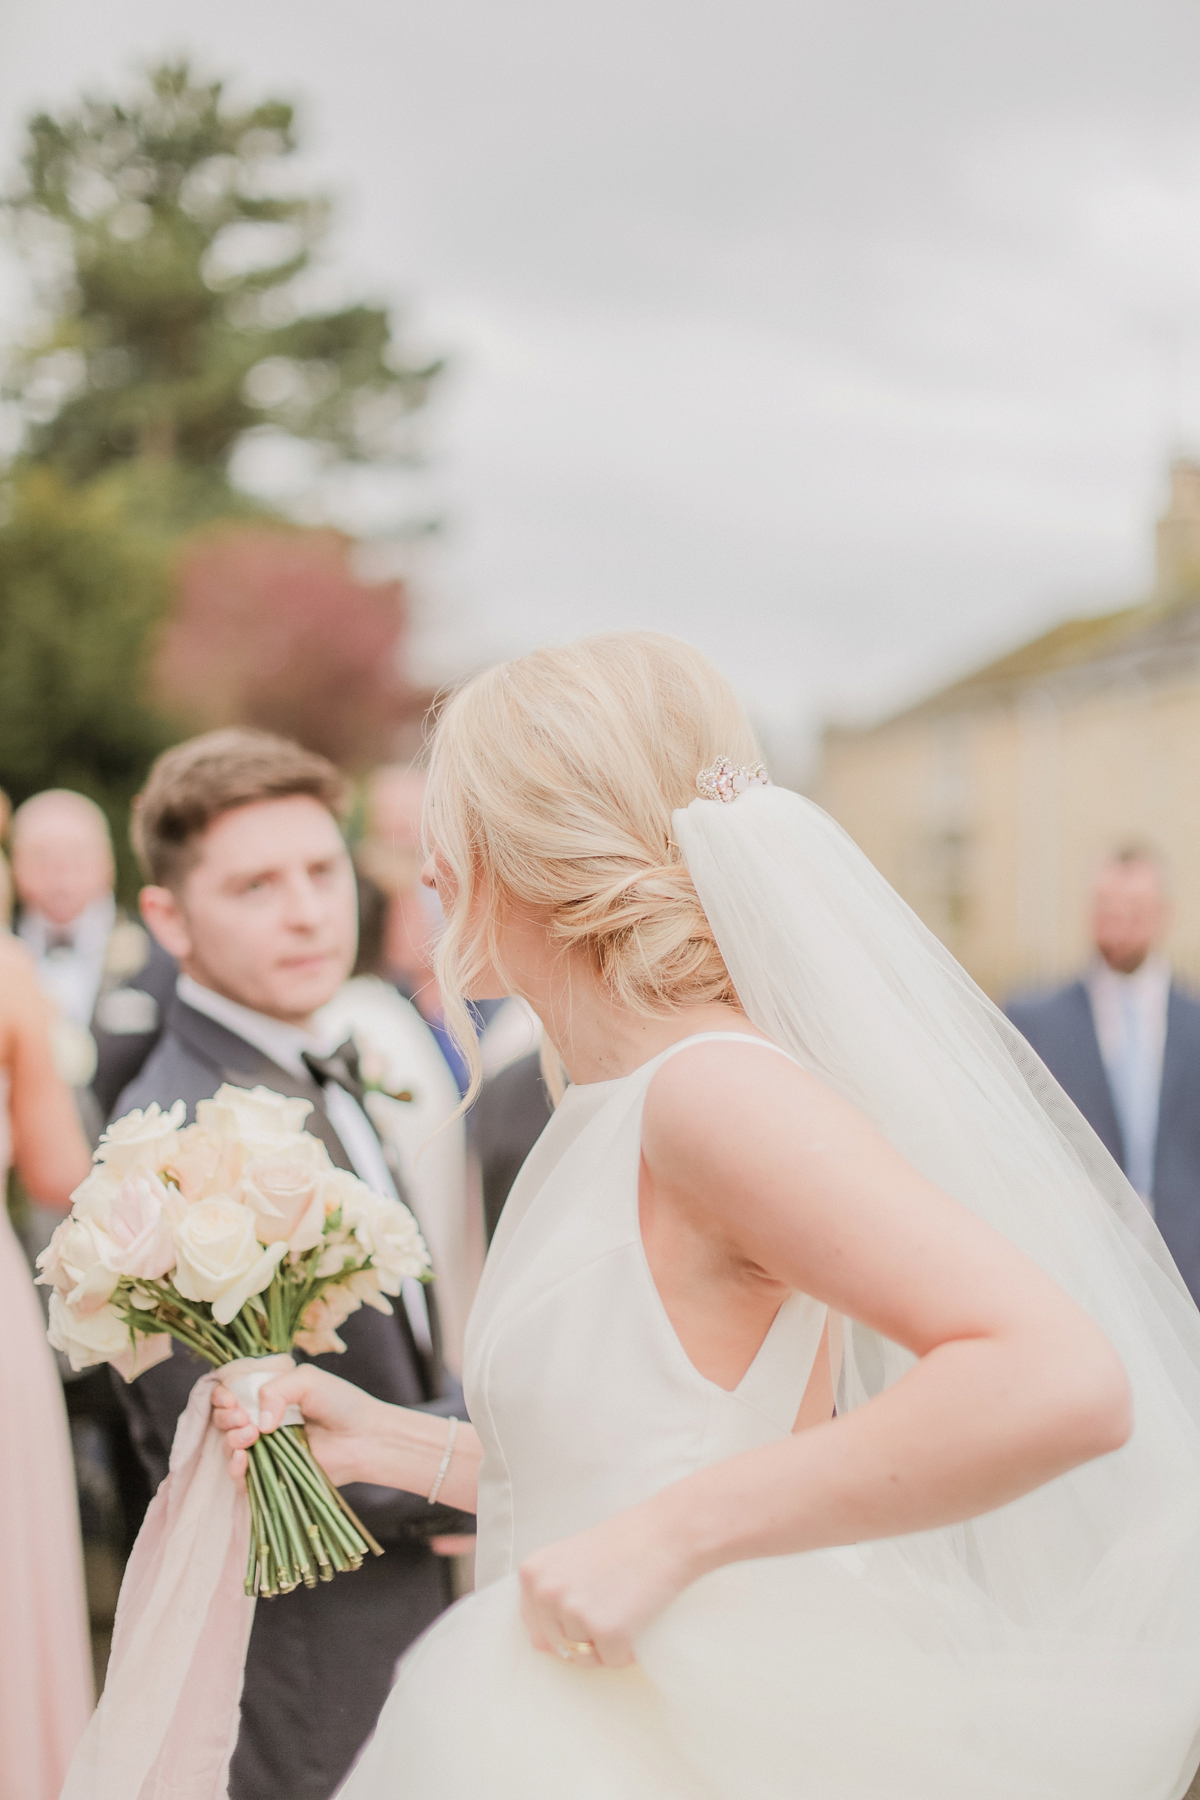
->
[38, 1083, 431, 1598]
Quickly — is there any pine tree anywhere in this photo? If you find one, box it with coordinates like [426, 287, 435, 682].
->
[4, 60, 440, 492]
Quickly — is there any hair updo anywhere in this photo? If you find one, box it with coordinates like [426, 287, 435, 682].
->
[425, 631, 762, 1101]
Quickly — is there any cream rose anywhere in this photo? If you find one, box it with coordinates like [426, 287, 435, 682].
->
[319, 1167, 377, 1229]
[172, 1197, 287, 1326]
[64, 1162, 123, 1222]
[102, 1171, 179, 1282]
[163, 1125, 245, 1204]
[48, 1291, 132, 1370]
[94, 1100, 186, 1175]
[37, 1217, 119, 1314]
[197, 1084, 314, 1141]
[350, 1194, 431, 1294]
[237, 1136, 331, 1252]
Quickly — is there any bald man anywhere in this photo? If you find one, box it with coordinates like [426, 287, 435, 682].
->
[1006, 849, 1200, 1304]
[11, 789, 176, 1123]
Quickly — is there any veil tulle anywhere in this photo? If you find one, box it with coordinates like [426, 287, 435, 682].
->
[673, 784, 1200, 1795]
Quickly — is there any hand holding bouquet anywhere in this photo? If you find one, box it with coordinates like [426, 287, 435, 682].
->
[38, 1082, 431, 1598]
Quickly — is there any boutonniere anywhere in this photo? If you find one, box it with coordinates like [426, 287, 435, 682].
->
[355, 1033, 416, 1105]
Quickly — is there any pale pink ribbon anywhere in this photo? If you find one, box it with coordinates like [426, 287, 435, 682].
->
[60, 1353, 300, 1800]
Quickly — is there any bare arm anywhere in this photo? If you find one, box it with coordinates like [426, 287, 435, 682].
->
[516, 1041, 1131, 1662]
[213, 1367, 483, 1515]
[2, 940, 91, 1207]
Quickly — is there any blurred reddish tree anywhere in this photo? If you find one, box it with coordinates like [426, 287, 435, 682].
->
[155, 524, 420, 768]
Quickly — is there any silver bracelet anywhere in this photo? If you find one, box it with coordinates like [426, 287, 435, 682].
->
[427, 1416, 459, 1505]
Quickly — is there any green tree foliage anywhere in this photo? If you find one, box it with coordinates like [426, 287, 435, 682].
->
[0, 468, 176, 889]
[0, 62, 440, 885]
[5, 60, 440, 488]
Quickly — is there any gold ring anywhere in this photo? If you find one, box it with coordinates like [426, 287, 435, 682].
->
[557, 1638, 596, 1660]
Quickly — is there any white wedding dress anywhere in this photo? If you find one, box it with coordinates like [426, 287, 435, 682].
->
[342, 1030, 1200, 1800]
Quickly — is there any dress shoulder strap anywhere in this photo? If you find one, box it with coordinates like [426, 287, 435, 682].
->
[651, 1031, 796, 1075]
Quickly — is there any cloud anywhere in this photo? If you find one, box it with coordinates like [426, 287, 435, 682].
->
[2, 0, 1199, 769]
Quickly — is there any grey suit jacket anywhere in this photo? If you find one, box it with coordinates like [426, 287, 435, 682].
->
[1006, 979, 1200, 1305]
[113, 997, 466, 1800]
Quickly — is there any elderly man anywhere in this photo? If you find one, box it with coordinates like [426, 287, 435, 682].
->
[1006, 847, 1200, 1301]
[10, 789, 176, 1125]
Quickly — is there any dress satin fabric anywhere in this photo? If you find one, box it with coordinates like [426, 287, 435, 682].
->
[341, 1033, 1200, 1800]
[0, 1076, 93, 1800]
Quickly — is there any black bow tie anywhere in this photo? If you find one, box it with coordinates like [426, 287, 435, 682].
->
[44, 929, 76, 956]
[301, 1038, 365, 1105]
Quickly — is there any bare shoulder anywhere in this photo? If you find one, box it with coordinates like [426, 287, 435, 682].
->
[642, 1035, 842, 1173]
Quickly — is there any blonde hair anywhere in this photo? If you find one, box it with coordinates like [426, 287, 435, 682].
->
[425, 632, 761, 1104]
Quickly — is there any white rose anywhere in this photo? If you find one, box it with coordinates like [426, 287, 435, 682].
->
[173, 1197, 287, 1326]
[197, 1084, 314, 1141]
[319, 1167, 378, 1230]
[94, 1101, 186, 1175]
[48, 1291, 132, 1370]
[294, 1283, 364, 1356]
[236, 1136, 332, 1252]
[101, 1171, 179, 1281]
[162, 1125, 245, 1204]
[314, 1236, 359, 1279]
[37, 1216, 119, 1314]
[351, 1194, 431, 1294]
[64, 1162, 123, 1221]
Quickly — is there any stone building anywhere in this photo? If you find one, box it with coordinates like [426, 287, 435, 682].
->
[810, 461, 1200, 999]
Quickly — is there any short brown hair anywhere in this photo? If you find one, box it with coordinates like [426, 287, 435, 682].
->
[133, 728, 349, 887]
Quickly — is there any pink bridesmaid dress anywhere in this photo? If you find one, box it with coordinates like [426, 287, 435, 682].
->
[0, 1073, 93, 1800]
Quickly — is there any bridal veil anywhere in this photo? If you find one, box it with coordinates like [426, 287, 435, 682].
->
[670, 783, 1200, 1797]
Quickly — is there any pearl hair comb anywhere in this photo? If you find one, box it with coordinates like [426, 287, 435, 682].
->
[696, 757, 771, 803]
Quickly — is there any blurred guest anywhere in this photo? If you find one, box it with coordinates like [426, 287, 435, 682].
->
[114, 729, 467, 1800]
[317, 873, 477, 1374]
[0, 787, 14, 927]
[10, 790, 176, 1129]
[359, 765, 510, 1095]
[1006, 847, 1200, 1300]
[470, 1048, 555, 1245]
[0, 935, 94, 1799]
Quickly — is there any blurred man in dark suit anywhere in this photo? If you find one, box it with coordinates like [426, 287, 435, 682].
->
[10, 788, 176, 1131]
[1007, 847, 1200, 1302]
[113, 728, 466, 1800]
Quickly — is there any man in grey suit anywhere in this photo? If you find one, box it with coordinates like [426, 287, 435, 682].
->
[111, 727, 467, 1800]
[1006, 848, 1200, 1303]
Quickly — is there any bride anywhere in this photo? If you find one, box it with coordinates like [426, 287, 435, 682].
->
[216, 633, 1200, 1798]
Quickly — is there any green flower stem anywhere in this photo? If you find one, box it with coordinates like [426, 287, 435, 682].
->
[244, 1462, 266, 1596]
[244, 1457, 278, 1597]
[246, 1447, 293, 1590]
[268, 1452, 358, 1567]
[273, 1456, 319, 1589]
[256, 1442, 312, 1587]
[271, 1428, 375, 1559]
[252, 1442, 306, 1588]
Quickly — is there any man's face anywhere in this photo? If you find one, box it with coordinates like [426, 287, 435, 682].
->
[1091, 860, 1169, 975]
[12, 807, 114, 926]
[141, 796, 357, 1024]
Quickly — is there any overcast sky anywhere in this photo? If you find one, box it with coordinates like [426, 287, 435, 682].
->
[3, 0, 1200, 771]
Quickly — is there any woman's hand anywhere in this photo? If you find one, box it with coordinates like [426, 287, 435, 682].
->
[518, 1498, 693, 1669]
[212, 1365, 383, 1491]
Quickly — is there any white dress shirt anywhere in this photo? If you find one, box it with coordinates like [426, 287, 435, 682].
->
[19, 894, 116, 1026]
[1084, 953, 1171, 1207]
[177, 974, 432, 1351]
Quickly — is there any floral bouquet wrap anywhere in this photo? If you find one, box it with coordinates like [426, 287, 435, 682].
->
[39, 1082, 431, 1599]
